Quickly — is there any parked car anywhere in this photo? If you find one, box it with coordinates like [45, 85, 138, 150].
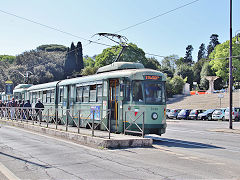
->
[188, 109, 205, 120]
[168, 109, 181, 119]
[197, 109, 215, 120]
[225, 107, 240, 121]
[177, 109, 191, 120]
[212, 108, 226, 121]
[166, 109, 171, 118]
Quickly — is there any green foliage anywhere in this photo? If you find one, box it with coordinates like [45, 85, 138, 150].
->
[13, 50, 65, 85]
[183, 45, 194, 65]
[95, 43, 148, 67]
[0, 55, 16, 64]
[175, 64, 194, 87]
[81, 66, 98, 76]
[83, 56, 95, 67]
[166, 77, 173, 98]
[145, 57, 161, 70]
[207, 34, 220, 57]
[64, 42, 84, 78]
[36, 44, 68, 52]
[200, 62, 215, 89]
[170, 76, 185, 94]
[197, 43, 206, 61]
[209, 36, 240, 82]
[192, 58, 206, 84]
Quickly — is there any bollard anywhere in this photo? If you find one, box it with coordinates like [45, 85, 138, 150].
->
[78, 110, 80, 134]
[142, 112, 145, 138]
[92, 110, 94, 137]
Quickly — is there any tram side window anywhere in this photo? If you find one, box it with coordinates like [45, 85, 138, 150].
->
[59, 88, 63, 102]
[90, 85, 96, 102]
[132, 81, 143, 102]
[124, 81, 130, 101]
[97, 84, 102, 102]
[76, 87, 83, 102]
[32, 92, 37, 103]
[46, 90, 51, 103]
[42, 91, 47, 103]
[50, 90, 54, 103]
[83, 86, 89, 102]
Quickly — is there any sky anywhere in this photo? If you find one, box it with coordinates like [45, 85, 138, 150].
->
[0, 0, 239, 63]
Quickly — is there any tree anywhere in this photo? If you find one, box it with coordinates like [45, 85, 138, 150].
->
[81, 66, 98, 76]
[36, 44, 68, 52]
[75, 42, 84, 72]
[64, 43, 76, 78]
[95, 43, 148, 67]
[170, 76, 185, 94]
[161, 55, 179, 78]
[0, 55, 16, 64]
[183, 45, 194, 65]
[83, 56, 95, 67]
[200, 62, 215, 89]
[175, 64, 194, 88]
[13, 50, 65, 85]
[209, 36, 240, 83]
[145, 57, 161, 70]
[161, 55, 178, 70]
[207, 34, 220, 57]
[197, 43, 206, 61]
[64, 42, 84, 78]
[192, 59, 205, 84]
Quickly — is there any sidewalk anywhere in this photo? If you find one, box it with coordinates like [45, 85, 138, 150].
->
[0, 118, 152, 149]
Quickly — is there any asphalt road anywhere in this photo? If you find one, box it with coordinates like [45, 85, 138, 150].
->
[0, 120, 240, 180]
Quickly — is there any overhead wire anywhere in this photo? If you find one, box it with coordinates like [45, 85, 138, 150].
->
[0, 0, 200, 60]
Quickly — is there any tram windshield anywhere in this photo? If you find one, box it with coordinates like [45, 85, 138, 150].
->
[131, 80, 166, 104]
[144, 82, 165, 104]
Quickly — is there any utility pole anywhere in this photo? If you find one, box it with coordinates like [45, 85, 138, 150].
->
[229, 0, 233, 129]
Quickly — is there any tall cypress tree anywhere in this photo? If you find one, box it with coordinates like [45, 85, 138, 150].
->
[184, 45, 194, 65]
[75, 42, 84, 72]
[207, 34, 220, 57]
[197, 43, 206, 61]
[64, 42, 76, 78]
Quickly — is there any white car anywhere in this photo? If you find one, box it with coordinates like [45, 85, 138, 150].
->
[224, 107, 240, 121]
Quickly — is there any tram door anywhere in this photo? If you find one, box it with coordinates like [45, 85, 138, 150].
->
[109, 79, 119, 132]
[62, 85, 74, 125]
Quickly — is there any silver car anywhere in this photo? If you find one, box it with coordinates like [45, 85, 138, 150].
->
[212, 108, 226, 121]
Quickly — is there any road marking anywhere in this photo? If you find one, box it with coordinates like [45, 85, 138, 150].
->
[0, 163, 20, 180]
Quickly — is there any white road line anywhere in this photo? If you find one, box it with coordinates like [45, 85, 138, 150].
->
[0, 163, 20, 180]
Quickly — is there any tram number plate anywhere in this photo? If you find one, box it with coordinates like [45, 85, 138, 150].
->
[144, 75, 161, 80]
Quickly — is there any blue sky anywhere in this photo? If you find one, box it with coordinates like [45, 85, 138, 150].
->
[0, 0, 239, 62]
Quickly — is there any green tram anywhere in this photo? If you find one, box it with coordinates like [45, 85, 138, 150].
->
[13, 84, 33, 101]
[15, 62, 167, 135]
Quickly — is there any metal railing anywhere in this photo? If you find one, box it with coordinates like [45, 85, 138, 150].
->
[0, 107, 111, 139]
[124, 110, 145, 137]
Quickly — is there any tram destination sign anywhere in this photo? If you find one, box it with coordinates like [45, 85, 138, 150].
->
[144, 75, 161, 80]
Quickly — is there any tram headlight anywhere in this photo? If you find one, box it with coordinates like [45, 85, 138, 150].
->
[152, 112, 158, 120]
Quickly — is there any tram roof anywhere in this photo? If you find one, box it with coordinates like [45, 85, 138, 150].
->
[96, 62, 144, 74]
[59, 68, 166, 86]
[14, 84, 33, 89]
[27, 81, 58, 91]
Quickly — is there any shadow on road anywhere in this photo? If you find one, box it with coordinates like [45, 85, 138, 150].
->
[0, 152, 51, 168]
[150, 137, 224, 149]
